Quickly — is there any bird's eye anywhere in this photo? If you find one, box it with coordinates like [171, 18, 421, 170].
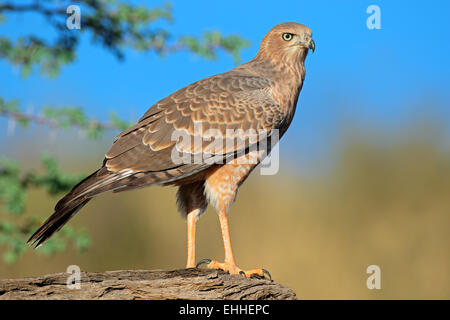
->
[282, 33, 293, 41]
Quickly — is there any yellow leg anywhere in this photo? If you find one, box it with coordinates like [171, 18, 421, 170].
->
[186, 209, 200, 268]
[197, 210, 271, 280]
[219, 210, 236, 266]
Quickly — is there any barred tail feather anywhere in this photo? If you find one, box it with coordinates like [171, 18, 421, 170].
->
[27, 198, 90, 248]
[27, 166, 118, 248]
[28, 161, 207, 247]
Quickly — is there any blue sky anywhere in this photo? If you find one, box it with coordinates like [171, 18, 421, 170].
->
[1, 0, 450, 169]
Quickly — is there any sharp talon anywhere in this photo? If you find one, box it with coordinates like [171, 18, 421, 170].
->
[262, 269, 272, 281]
[196, 259, 212, 268]
[239, 271, 247, 278]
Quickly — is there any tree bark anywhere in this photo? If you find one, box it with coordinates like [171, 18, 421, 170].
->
[0, 268, 296, 300]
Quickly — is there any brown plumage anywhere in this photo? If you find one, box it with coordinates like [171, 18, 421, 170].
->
[28, 22, 314, 277]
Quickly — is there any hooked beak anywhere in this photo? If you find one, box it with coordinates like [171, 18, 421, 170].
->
[295, 37, 315, 53]
[307, 38, 315, 53]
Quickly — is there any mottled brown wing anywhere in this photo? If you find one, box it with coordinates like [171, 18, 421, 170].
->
[104, 70, 284, 188]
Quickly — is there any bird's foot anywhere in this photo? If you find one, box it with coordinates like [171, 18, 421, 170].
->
[196, 259, 272, 281]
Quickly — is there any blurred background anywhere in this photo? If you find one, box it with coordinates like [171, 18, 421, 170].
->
[1, 0, 449, 299]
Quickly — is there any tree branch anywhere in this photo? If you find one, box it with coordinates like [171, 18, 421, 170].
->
[0, 269, 297, 300]
[0, 109, 120, 131]
[0, 3, 66, 16]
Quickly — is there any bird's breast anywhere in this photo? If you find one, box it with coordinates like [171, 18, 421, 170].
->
[203, 151, 264, 213]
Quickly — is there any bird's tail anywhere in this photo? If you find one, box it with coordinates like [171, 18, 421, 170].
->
[27, 167, 117, 248]
[27, 161, 202, 247]
[27, 198, 90, 248]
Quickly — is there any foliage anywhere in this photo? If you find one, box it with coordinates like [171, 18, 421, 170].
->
[0, 1, 249, 263]
[0, 99, 134, 263]
[0, 0, 250, 77]
[0, 154, 90, 263]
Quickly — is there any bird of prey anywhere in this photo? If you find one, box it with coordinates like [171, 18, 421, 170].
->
[28, 22, 315, 278]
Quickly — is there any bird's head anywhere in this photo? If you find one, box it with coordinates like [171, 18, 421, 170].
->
[256, 22, 315, 64]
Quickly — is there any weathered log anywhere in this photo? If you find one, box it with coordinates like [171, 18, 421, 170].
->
[0, 268, 296, 300]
